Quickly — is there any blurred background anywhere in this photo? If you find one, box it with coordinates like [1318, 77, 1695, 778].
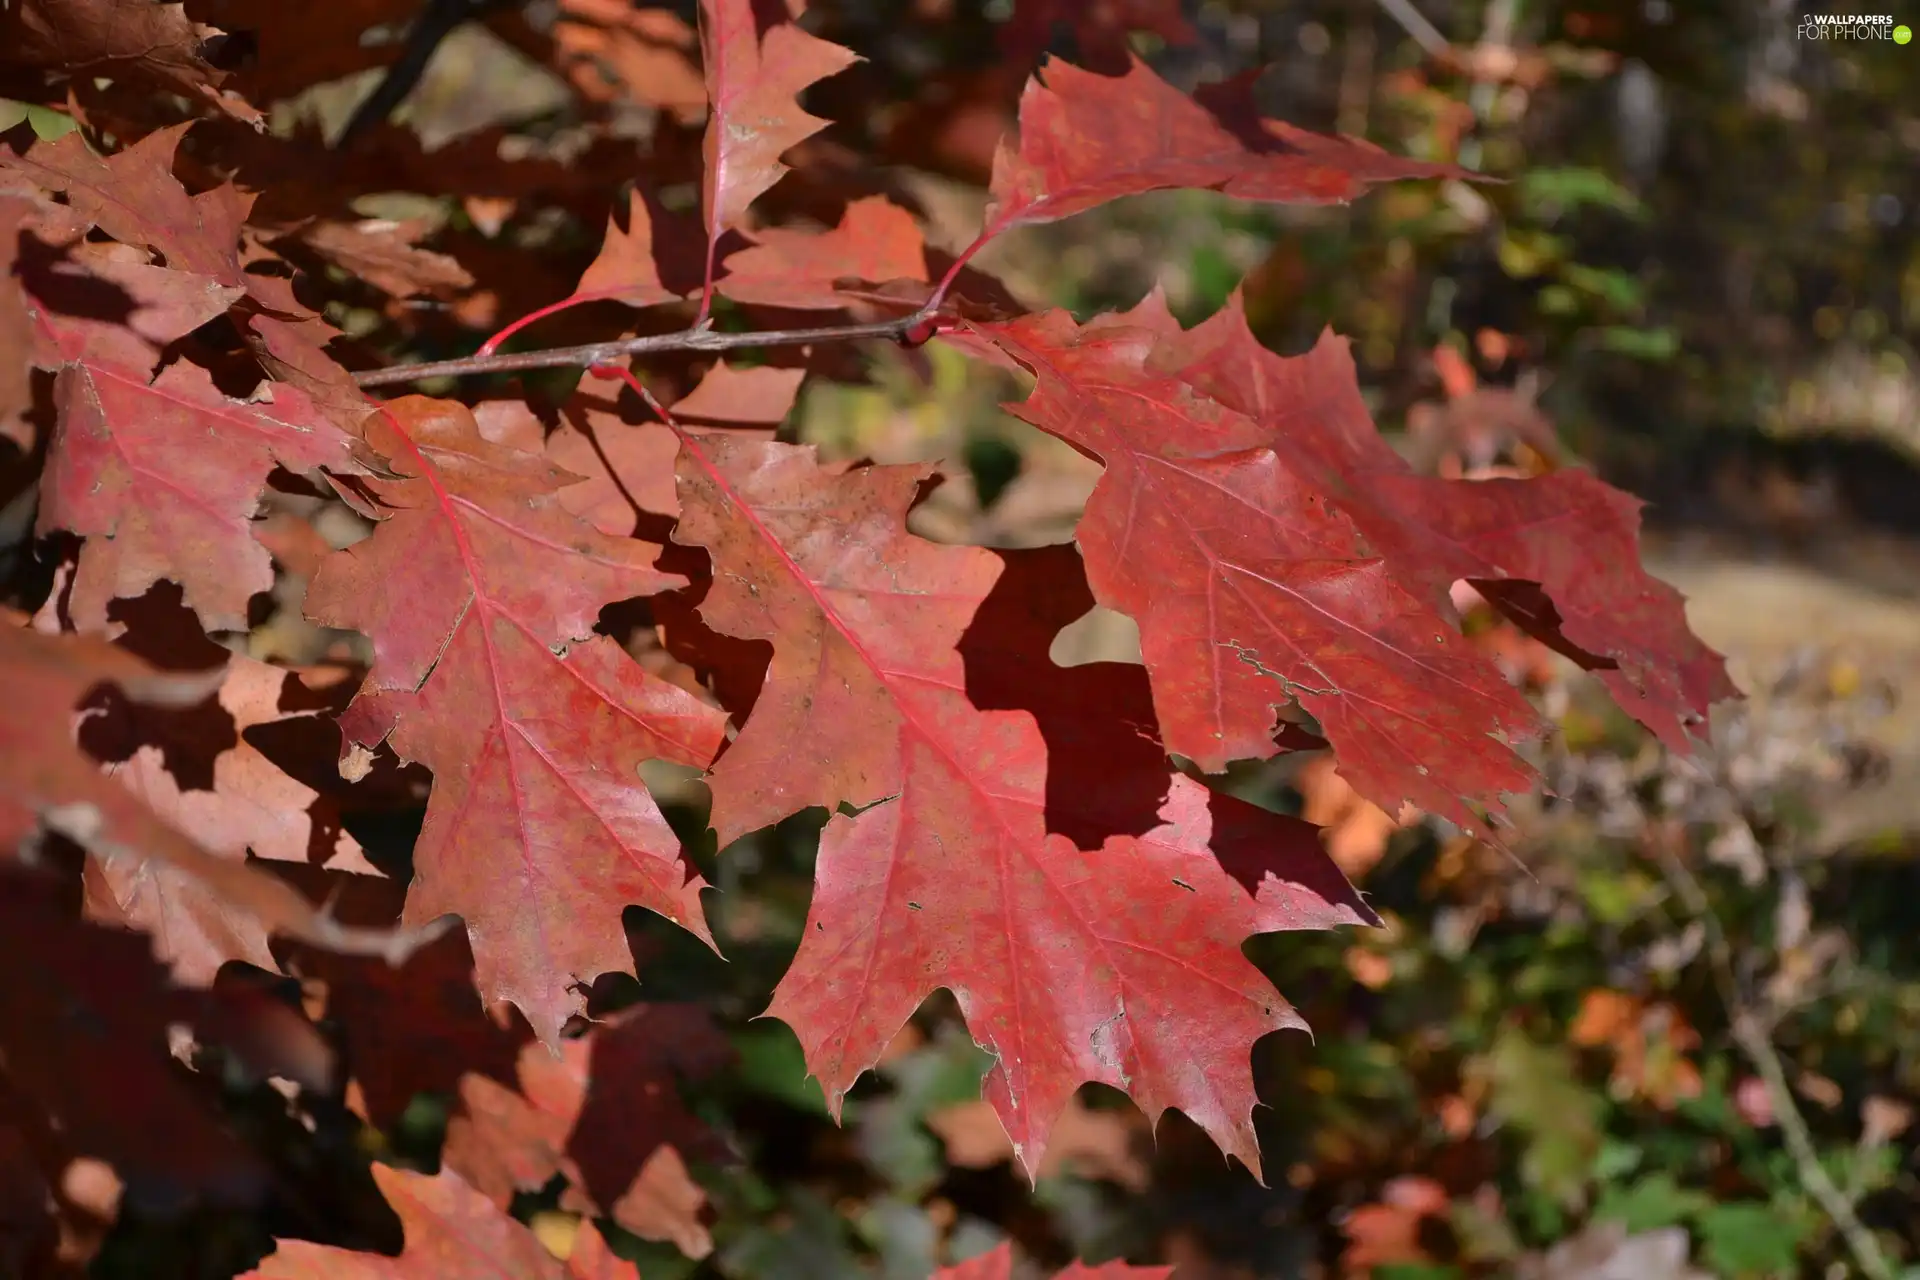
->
[15, 0, 1919, 1276]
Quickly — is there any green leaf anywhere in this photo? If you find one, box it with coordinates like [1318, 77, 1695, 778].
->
[1696, 1202, 1807, 1277]
[720, 1191, 863, 1280]
[0, 100, 79, 140]
[1595, 1172, 1714, 1233]
[1562, 262, 1647, 311]
[1516, 167, 1648, 221]
[1596, 326, 1679, 361]
[1474, 1024, 1602, 1212]
[1592, 1139, 1645, 1182]
[732, 1023, 832, 1116]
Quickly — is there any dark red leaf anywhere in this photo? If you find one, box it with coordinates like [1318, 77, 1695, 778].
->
[0, 870, 332, 1215]
[443, 1004, 732, 1258]
[999, 0, 1198, 73]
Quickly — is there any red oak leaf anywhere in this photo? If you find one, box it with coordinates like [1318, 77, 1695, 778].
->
[443, 1004, 733, 1258]
[555, 0, 709, 121]
[304, 398, 730, 1044]
[549, 362, 804, 537]
[297, 217, 473, 300]
[967, 303, 1545, 837]
[37, 352, 361, 634]
[939, 1241, 1172, 1280]
[980, 57, 1465, 244]
[243, 1165, 638, 1279]
[668, 360, 806, 426]
[12, 227, 361, 634]
[572, 189, 680, 310]
[235, 271, 371, 429]
[55, 586, 380, 982]
[0, 0, 264, 124]
[1138, 294, 1736, 753]
[716, 196, 928, 310]
[670, 437, 1369, 1179]
[4, 126, 251, 290]
[25, 250, 242, 372]
[1, 613, 427, 968]
[696, 0, 859, 267]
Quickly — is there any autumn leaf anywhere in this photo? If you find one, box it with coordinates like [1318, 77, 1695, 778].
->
[443, 1004, 734, 1258]
[0, 197, 40, 449]
[964, 293, 1731, 834]
[297, 217, 474, 300]
[1140, 293, 1737, 754]
[695, 0, 860, 295]
[305, 398, 730, 1044]
[548, 361, 805, 538]
[966, 302, 1543, 836]
[25, 248, 243, 372]
[40, 355, 360, 634]
[0, 0, 263, 125]
[669, 360, 808, 427]
[243, 1164, 639, 1279]
[716, 196, 929, 310]
[7, 160, 367, 635]
[570, 190, 681, 311]
[4, 127, 251, 290]
[670, 436, 1368, 1179]
[0, 613, 429, 967]
[927, 1091, 1150, 1189]
[979, 56, 1466, 244]
[49, 584, 380, 981]
[555, 0, 709, 120]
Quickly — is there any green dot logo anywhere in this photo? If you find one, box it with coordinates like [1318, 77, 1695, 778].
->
[1897, 23, 1913, 43]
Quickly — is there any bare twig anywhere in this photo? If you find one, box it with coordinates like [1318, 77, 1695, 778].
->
[1651, 835, 1895, 1280]
[1373, 0, 1452, 58]
[350, 306, 940, 388]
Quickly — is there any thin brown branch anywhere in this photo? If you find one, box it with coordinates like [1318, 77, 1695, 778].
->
[1374, 0, 1453, 58]
[1651, 832, 1896, 1280]
[349, 308, 938, 389]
